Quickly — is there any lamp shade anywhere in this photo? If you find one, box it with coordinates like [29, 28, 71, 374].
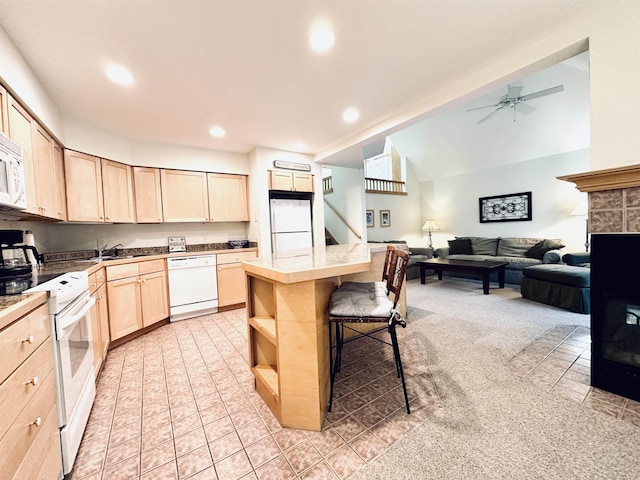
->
[570, 200, 588, 217]
[421, 219, 439, 231]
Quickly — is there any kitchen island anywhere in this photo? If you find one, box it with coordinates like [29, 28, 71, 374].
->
[242, 243, 405, 431]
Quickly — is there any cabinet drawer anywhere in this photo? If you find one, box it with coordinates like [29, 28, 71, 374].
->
[217, 251, 257, 264]
[88, 271, 103, 293]
[106, 262, 139, 281]
[0, 337, 54, 440]
[0, 304, 49, 384]
[0, 369, 56, 476]
[138, 258, 165, 275]
[12, 402, 61, 480]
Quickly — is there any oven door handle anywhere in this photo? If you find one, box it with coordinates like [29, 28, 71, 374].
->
[58, 296, 96, 337]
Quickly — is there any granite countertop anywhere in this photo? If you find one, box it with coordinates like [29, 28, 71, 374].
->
[0, 244, 258, 325]
[241, 244, 377, 284]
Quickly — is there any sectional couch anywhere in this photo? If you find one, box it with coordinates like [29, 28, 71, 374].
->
[434, 236, 565, 285]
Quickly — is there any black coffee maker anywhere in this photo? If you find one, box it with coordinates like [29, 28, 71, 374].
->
[0, 230, 40, 280]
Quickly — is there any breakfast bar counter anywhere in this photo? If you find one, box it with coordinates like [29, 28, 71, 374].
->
[241, 243, 404, 431]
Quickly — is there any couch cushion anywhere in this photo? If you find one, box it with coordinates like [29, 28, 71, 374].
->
[562, 252, 591, 267]
[522, 264, 590, 288]
[448, 238, 472, 255]
[497, 237, 543, 257]
[457, 237, 499, 255]
[525, 239, 566, 260]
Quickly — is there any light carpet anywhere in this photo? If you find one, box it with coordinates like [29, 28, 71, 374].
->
[351, 277, 640, 480]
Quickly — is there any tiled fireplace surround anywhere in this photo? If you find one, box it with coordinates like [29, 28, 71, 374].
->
[559, 164, 640, 233]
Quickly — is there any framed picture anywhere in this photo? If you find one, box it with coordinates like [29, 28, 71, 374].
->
[380, 210, 390, 227]
[479, 191, 532, 223]
[366, 209, 374, 227]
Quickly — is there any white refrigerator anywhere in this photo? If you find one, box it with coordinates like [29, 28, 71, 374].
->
[270, 198, 313, 253]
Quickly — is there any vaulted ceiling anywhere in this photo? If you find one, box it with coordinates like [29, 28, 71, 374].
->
[0, 1, 597, 173]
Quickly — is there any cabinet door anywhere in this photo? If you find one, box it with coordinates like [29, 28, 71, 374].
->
[140, 270, 168, 327]
[101, 159, 135, 223]
[107, 276, 142, 340]
[133, 167, 163, 223]
[64, 150, 105, 222]
[96, 283, 109, 359]
[293, 173, 314, 192]
[90, 289, 103, 376]
[207, 173, 249, 222]
[269, 171, 293, 191]
[32, 123, 57, 219]
[52, 142, 67, 220]
[0, 85, 8, 134]
[160, 169, 209, 222]
[217, 263, 247, 307]
[7, 96, 38, 214]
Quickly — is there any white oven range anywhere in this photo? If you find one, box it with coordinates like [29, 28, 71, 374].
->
[24, 270, 96, 475]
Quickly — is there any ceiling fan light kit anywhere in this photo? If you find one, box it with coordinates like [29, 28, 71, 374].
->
[468, 84, 565, 123]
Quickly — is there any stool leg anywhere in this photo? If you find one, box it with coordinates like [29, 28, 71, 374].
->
[389, 324, 411, 414]
[328, 322, 343, 412]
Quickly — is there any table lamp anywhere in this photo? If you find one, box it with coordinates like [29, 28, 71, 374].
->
[420, 219, 439, 248]
[570, 200, 589, 251]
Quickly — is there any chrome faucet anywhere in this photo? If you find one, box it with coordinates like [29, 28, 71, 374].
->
[98, 243, 124, 258]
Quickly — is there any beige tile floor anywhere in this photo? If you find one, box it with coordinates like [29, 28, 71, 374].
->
[70, 309, 439, 480]
[509, 324, 640, 427]
[72, 312, 640, 480]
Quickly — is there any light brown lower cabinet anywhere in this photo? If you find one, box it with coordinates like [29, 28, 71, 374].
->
[89, 269, 109, 377]
[107, 260, 169, 341]
[0, 296, 62, 480]
[217, 250, 257, 308]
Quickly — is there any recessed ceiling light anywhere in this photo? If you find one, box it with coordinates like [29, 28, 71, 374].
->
[105, 65, 134, 86]
[294, 142, 305, 151]
[309, 20, 335, 53]
[342, 107, 359, 123]
[209, 126, 226, 138]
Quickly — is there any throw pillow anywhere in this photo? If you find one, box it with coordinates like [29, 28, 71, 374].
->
[448, 238, 472, 255]
[525, 239, 566, 260]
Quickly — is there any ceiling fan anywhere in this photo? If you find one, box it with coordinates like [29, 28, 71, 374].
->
[467, 84, 565, 123]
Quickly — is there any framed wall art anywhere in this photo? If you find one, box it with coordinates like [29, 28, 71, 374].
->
[380, 210, 391, 227]
[366, 209, 374, 227]
[479, 191, 532, 223]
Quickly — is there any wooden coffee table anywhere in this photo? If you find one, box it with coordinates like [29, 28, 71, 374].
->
[418, 258, 509, 294]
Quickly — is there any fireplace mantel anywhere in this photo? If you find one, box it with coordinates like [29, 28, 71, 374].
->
[558, 164, 640, 192]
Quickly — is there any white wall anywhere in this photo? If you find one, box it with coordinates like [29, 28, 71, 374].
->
[366, 161, 423, 245]
[0, 26, 64, 140]
[323, 166, 366, 244]
[247, 147, 324, 255]
[421, 149, 590, 252]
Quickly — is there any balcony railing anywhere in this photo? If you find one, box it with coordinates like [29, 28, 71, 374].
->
[323, 176, 333, 194]
[364, 177, 407, 195]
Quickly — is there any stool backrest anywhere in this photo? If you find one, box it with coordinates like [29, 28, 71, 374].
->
[381, 245, 396, 282]
[386, 248, 410, 307]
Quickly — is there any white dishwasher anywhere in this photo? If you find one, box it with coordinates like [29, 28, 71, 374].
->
[167, 255, 218, 321]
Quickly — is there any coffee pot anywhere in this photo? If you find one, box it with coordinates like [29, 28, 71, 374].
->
[0, 229, 40, 279]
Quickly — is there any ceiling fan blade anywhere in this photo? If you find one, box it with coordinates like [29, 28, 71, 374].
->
[506, 85, 523, 99]
[466, 103, 500, 112]
[478, 105, 505, 123]
[519, 84, 564, 102]
[514, 102, 535, 114]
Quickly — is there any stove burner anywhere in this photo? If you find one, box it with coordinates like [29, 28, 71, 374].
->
[0, 272, 62, 296]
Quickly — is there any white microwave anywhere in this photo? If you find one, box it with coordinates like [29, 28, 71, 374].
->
[0, 132, 26, 210]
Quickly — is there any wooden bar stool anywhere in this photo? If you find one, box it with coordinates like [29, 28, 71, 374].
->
[327, 247, 411, 414]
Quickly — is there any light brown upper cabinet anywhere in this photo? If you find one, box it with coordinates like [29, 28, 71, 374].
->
[0, 85, 8, 134]
[64, 150, 104, 222]
[7, 96, 38, 214]
[32, 124, 67, 220]
[65, 151, 134, 223]
[160, 169, 209, 222]
[133, 167, 163, 223]
[268, 170, 314, 192]
[207, 173, 249, 222]
[101, 159, 135, 222]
